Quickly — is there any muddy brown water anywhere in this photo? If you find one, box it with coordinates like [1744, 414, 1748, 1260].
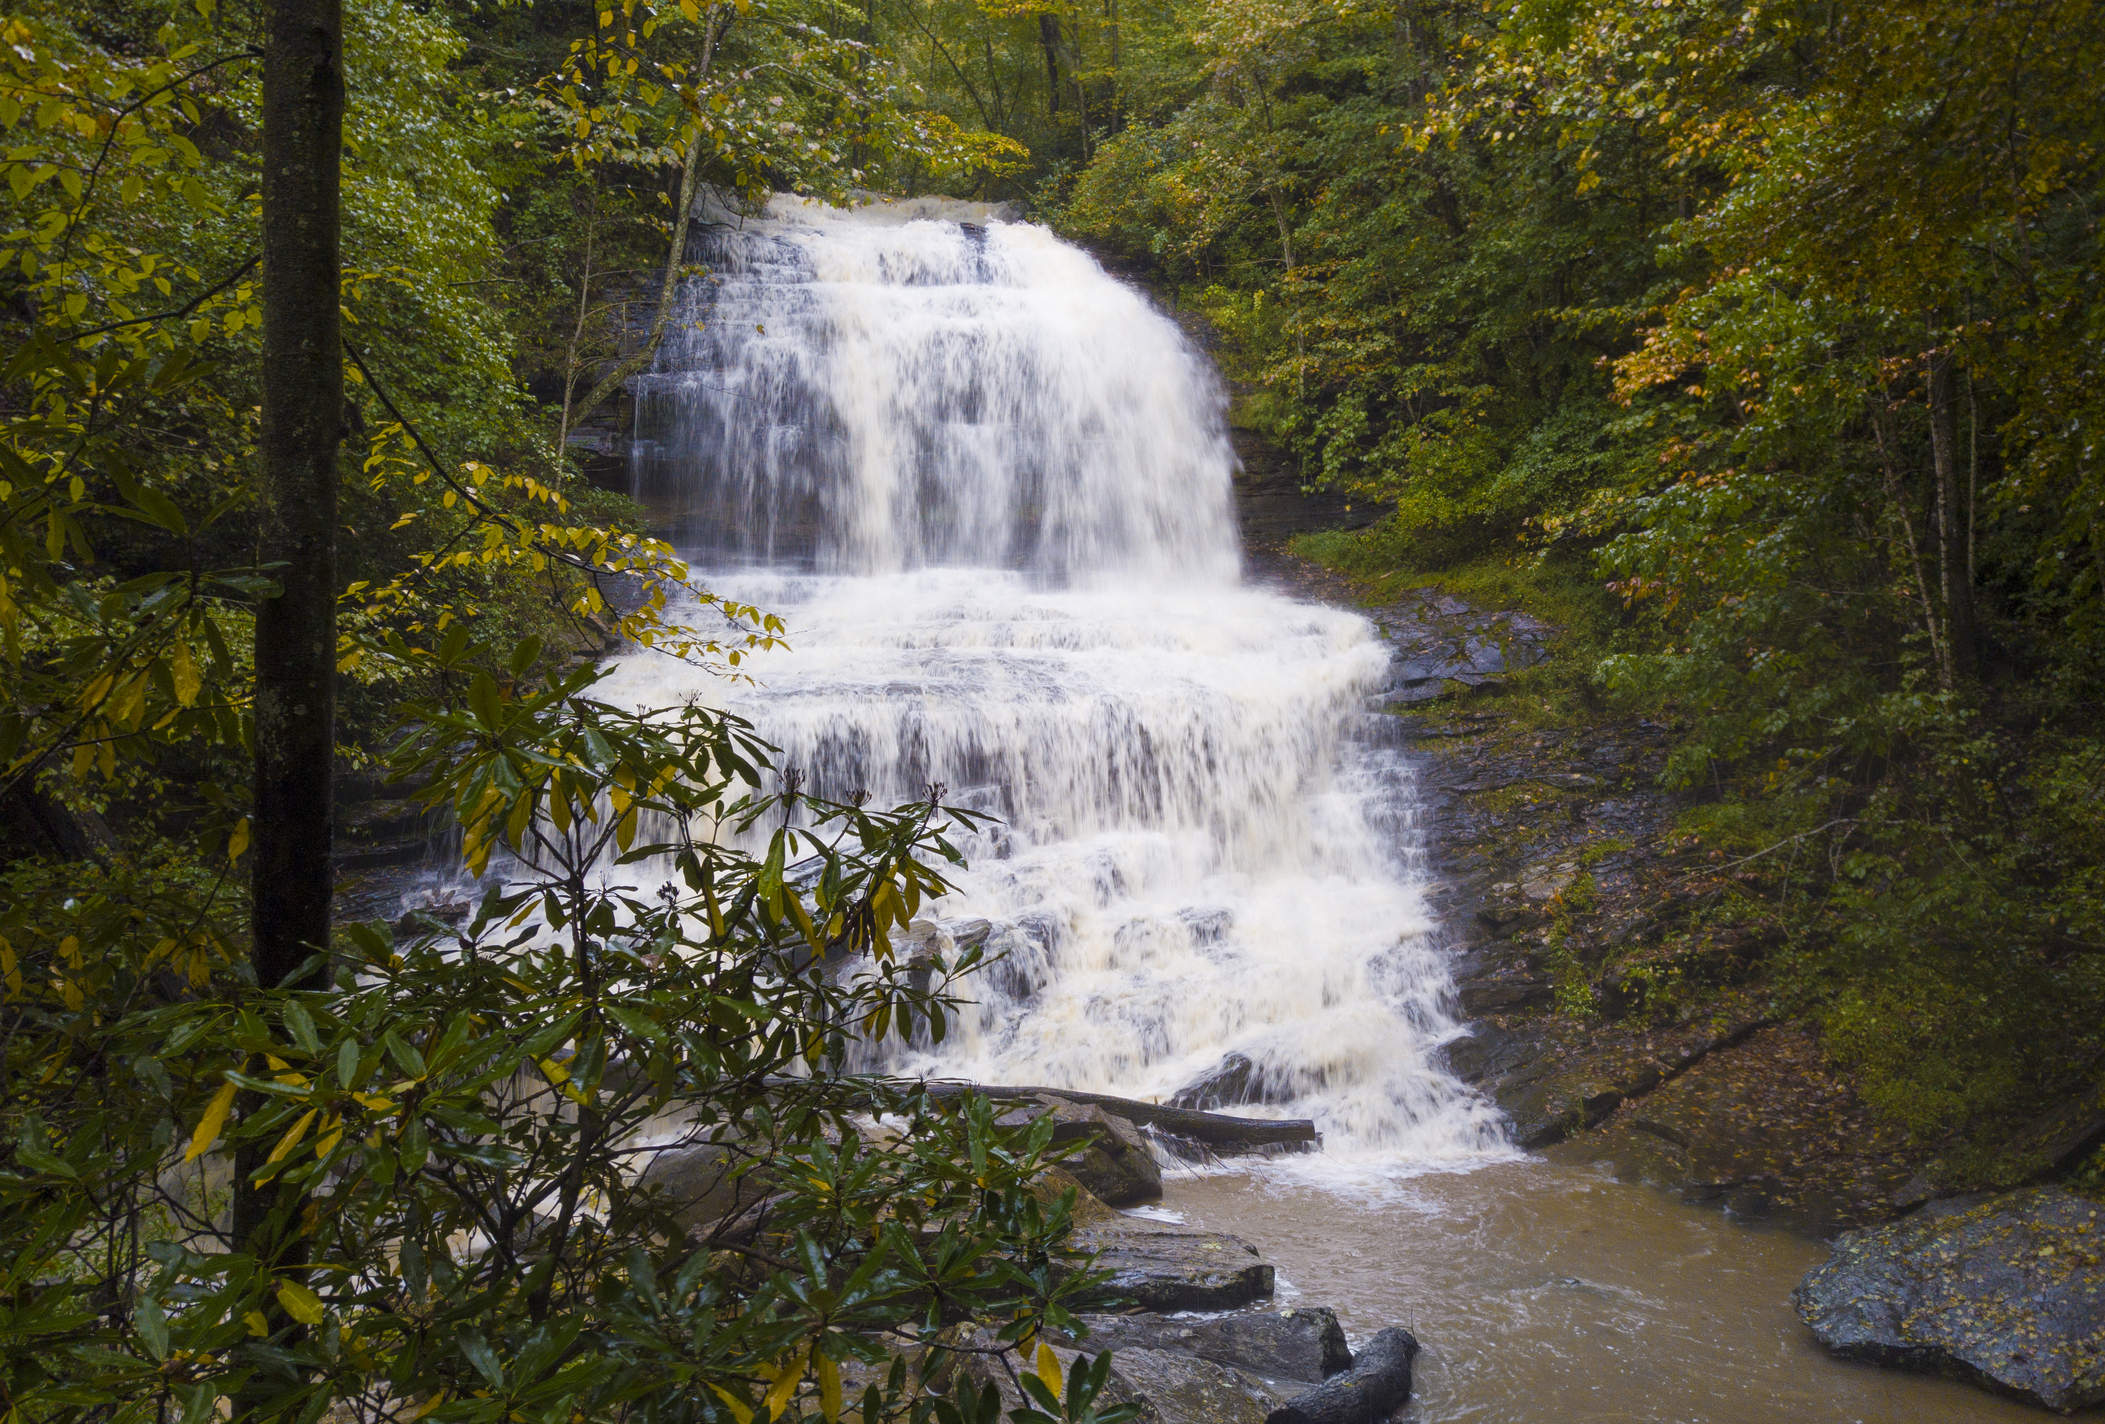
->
[1153, 1159, 2041, 1424]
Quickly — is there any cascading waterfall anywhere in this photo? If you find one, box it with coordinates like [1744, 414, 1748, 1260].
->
[604, 194, 1508, 1164]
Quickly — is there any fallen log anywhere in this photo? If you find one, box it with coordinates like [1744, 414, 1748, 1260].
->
[901, 1080, 1319, 1153]
[1265, 1327, 1418, 1424]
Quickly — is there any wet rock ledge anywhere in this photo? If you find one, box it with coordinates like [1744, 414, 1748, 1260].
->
[932, 1170, 1418, 1424]
[646, 1106, 1421, 1423]
[1794, 1187, 2105, 1412]
[1312, 565, 2105, 1412]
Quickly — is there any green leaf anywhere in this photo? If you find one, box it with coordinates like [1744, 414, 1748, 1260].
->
[606, 1004, 666, 1041]
[508, 635, 545, 677]
[458, 1329, 505, 1388]
[381, 1029, 427, 1080]
[282, 1000, 320, 1054]
[135, 1294, 169, 1361]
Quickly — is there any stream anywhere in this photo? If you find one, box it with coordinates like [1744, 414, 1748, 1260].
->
[603, 194, 2030, 1421]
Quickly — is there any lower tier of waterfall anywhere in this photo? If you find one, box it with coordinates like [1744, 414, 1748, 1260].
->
[593, 566, 1511, 1164]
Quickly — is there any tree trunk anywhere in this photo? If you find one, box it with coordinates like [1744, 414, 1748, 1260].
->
[1103, 0, 1121, 129]
[1873, 403, 1946, 680]
[1039, 14, 1063, 114]
[1927, 343, 1977, 680]
[901, 1080, 1320, 1150]
[239, 0, 341, 1406]
[1268, 191, 1304, 400]
[253, 0, 342, 995]
[564, 9, 724, 437]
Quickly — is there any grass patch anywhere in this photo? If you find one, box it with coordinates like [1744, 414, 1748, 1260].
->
[1292, 524, 1647, 732]
[1291, 526, 1618, 639]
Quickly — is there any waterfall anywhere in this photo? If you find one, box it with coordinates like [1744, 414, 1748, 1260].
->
[605, 194, 1508, 1163]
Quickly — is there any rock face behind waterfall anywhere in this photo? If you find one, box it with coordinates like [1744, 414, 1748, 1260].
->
[1794, 1186, 2105, 1411]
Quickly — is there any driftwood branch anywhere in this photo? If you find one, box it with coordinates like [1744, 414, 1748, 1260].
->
[895, 1080, 1319, 1152]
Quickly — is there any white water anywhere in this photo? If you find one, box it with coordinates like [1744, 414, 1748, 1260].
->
[614, 194, 1508, 1165]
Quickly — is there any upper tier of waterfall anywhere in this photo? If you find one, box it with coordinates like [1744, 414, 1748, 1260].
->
[630, 195, 1240, 585]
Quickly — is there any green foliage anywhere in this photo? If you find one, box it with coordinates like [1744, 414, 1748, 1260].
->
[1203, 0, 2105, 1151]
[1, 4, 1154, 1420]
[2, 638, 1140, 1424]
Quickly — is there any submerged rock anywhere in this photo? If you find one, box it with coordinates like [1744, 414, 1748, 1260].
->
[1168, 1051, 1289, 1111]
[636, 1137, 773, 1233]
[1794, 1186, 2105, 1411]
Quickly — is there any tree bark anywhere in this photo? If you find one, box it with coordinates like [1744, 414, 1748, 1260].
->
[1039, 14, 1063, 114]
[238, 0, 341, 1407]
[1872, 403, 1946, 680]
[252, 0, 342, 993]
[1927, 342, 1977, 680]
[905, 1080, 1320, 1150]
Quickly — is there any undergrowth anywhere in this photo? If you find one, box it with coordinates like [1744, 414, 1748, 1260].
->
[1295, 517, 2105, 1185]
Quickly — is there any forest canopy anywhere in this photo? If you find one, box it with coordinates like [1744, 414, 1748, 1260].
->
[1025, 0, 2105, 1167]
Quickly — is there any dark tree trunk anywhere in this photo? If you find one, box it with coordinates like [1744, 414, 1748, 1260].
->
[237, 0, 341, 1406]
[252, 0, 341, 991]
[1039, 13, 1063, 114]
[1927, 343, 1977, 682]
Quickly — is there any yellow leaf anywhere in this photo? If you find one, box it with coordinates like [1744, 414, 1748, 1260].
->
[186, 1079, 237, 1162]
[277, 1279, 325, 1326]
[227, 817, 250, 863]
[409, 1393, 448, 1423]
[764, 1355, 806, 1420]
[244, 1310, 270, 1337]
[265, 1108, 318, 1165]
[815, 1349, 842, 1422]
[1036, 1340, 1063, 1397]
[707, 1385, 754, 1424]
[110, 674, 147, 728]
[170, 640, 201, 705]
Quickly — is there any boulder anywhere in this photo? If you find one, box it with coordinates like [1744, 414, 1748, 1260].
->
[1105, 1348, 1285, 1423]
[1169, 1052, 1270, 1111]
[635, 1136, 773, 1234]
[1794, 1186, 2105, 1411]
[928, 1330, 1284, 1424]
[1067, 1216, 1276, 1312]
[997, 1095, 1163, 1206]
[1071, 1307, 1352, 1383]
[1455, 977, 1555, 1015]
[1264, 1326, 1418, 1424]
[1071, 1109, 1164, 1206]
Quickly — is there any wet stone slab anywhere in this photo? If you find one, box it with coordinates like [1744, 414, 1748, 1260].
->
[1795, 1186, 2105, 1411]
